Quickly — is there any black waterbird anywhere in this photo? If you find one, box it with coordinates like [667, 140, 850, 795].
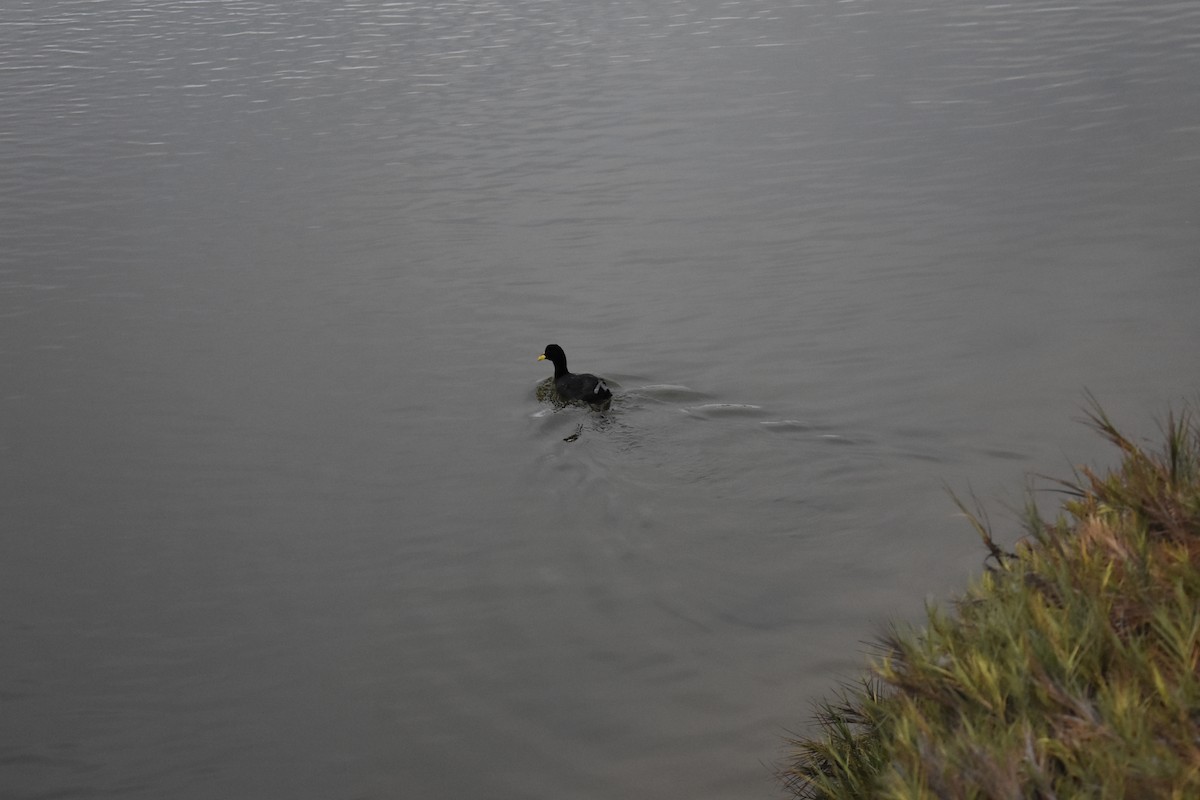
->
[538, 344, 612, 408]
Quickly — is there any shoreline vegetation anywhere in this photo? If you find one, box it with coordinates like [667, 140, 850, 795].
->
[779, 399, 1200, 799]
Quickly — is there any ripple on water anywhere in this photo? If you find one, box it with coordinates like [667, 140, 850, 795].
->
[629, 384, 714, 403]
[681, 403, 766, 419]
[758, 419, 813, 434]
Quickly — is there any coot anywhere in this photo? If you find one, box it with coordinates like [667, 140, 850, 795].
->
[538, 344, 612, 407]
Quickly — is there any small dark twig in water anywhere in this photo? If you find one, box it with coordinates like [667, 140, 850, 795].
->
[564, 424, 583, 443]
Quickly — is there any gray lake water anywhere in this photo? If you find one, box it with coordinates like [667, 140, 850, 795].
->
[2, 0, 1198, 797]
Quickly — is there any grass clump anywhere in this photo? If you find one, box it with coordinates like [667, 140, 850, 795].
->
[780, 400, 1200, 799]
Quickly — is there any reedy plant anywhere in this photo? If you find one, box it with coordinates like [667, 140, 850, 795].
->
[779, 399, 1200, 799]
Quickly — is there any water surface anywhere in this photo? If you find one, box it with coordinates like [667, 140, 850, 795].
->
[2, 1, 1199, 797]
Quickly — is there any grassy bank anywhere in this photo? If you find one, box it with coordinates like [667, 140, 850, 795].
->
[780, 400, 1200, 799]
